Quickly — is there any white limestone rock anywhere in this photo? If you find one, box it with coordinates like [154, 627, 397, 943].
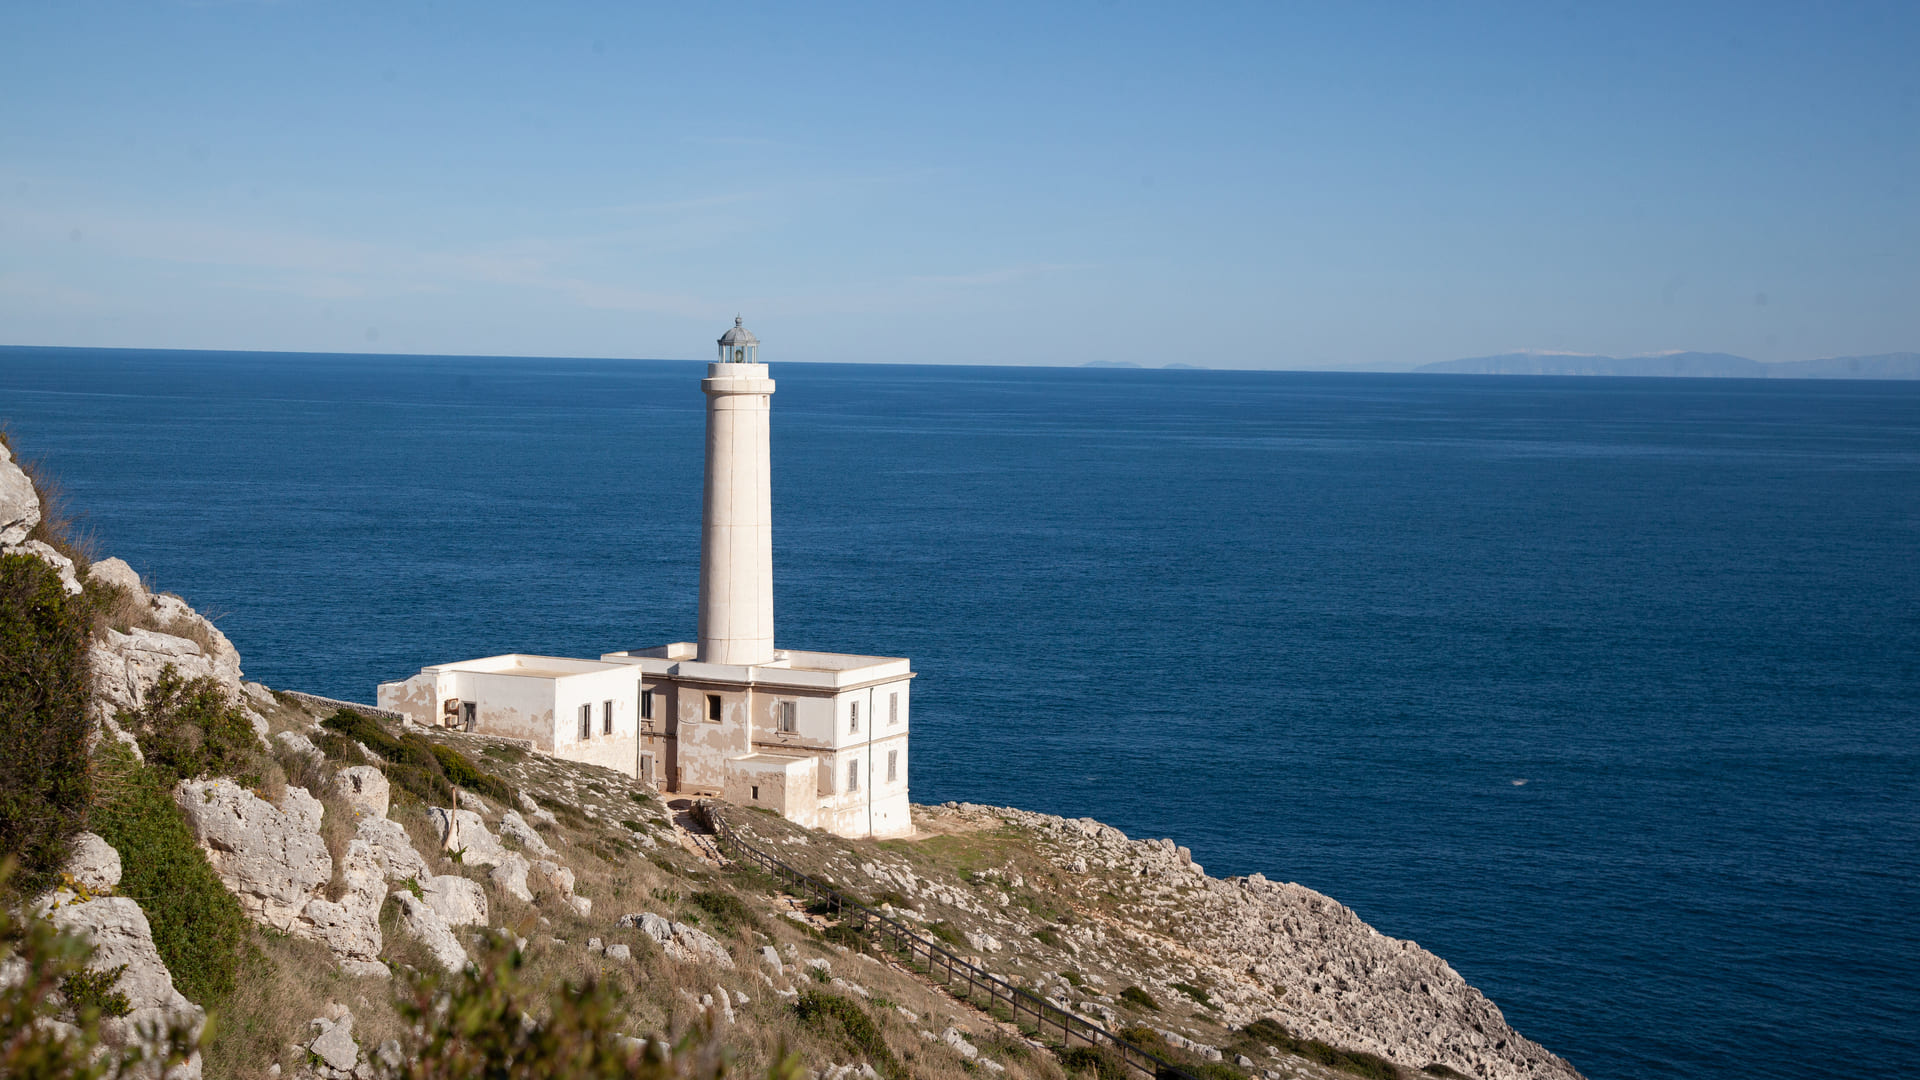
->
[4, 539, 82, 595]
[49, 896, 206, 1073]
[307, 1013, 360, 1075]
[528, 859, 574, 899]
[65, 831, 123, 893]
[298, 839, 388, 977]
[941, 1028, 979, 1060]
[390, 891, 470, 974]
[274, 730, 324, 767]
[428, 806, 511, 868]
[488, 854, 534, 904]
[174, 779, 330, 931]
[333, 767, 390, 819]
[497, 810, 552, 856]
[356, 816, 429, 883]
[421, 875, 489, 927]
[87, 556, 143, 596]
[617, 912, 733, 968]
[0, 443, 38, 545]
[565, 894, 593, 917]
[604, 943, 632, 962]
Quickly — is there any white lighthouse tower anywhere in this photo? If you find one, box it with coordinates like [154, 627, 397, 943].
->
[698, 317, 776, 666]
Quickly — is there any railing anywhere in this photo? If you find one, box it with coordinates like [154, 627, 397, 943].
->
[695, 801, 1199, 1080]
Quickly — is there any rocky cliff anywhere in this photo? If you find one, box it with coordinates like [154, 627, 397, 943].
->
[0, 440, 1584, 1080]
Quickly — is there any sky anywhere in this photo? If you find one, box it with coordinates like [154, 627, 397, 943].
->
[2, 1, 1916, 370]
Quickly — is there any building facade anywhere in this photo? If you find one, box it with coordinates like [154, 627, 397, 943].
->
[378, 318, 914, 839]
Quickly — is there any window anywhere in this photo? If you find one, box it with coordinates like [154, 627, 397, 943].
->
[889, 692, 899, 725]
[750, 785, 760, 801]
[847, 758, 860, 793]
[777, 700, 797, 733]
[640, 688, 654, 721]
[888, 749, 898, 782]
[602, 700, 613, 735]
[578, 703, 591, 740]
[849, 700, 860, 734]
[707, 694, 722, 723]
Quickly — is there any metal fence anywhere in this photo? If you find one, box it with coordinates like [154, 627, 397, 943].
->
[695, 802, 1201, 1080]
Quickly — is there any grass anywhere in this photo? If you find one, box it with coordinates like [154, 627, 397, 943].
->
[1032, 927, 1064, 949]
[1119, 986, 1159, 1011]
[1055, 1045, 1130, 1080]
[926, 921, 968, 949]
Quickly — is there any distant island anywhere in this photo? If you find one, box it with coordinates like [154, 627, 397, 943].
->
[1416, 351, 1920, 380]
[1081, 360, 1209, 370]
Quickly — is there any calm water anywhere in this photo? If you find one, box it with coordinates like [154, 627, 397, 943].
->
[3, 346, 1917, 1080]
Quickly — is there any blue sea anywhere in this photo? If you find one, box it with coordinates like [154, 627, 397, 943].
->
[2, 346, 1916, 1080]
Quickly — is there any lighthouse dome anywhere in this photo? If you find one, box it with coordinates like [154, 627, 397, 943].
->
[718, 316, 759, 347]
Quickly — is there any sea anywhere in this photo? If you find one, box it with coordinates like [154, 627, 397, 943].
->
[2, 346, 1915, 1080]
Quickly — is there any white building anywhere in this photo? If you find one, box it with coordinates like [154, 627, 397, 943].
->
[379, 318, 914, 839]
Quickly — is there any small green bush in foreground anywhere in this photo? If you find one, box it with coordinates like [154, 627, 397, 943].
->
[0, 553, 93, 894]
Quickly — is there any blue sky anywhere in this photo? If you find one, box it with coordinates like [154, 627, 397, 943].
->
[2, 1, 1915, 368]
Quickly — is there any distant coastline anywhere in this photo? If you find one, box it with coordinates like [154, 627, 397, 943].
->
[1412, 350, 1920, 380]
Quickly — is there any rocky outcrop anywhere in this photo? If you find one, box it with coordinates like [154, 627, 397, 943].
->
[173, 779, 399, 977]
[6, 539, 81, 595]
[175, 780, 331, 930]
[419, 875, 488, 928]
[938, 803, 1581, 1080]
[87, 555, 263, 745]
[618, 912, 733, 968]
[333, 767, 390, 819]
[497, 810, 552, 856]
[0, 441, 38, 545]
[390, 891, 469, 974]
[427, 806, 510, 869]
[356, 817, 429, 883]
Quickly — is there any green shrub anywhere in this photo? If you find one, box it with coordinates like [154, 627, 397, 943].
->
[1171, 982, 1212, 1007]
[1117, 1025, 1166, 1053]
[0, 553, 93, 894]
[1056, 1045, 1130, 1080]
[118, 664, 262, 787]
[1422, 1066, 1469, 1078]
[1237, 1018, 1399, 1080]
[1033, 927, 1064, 948]
[1062, 970, 1085, 988]
[1120, 986, 1159, 1011]
[688, 890, 757, 932]
[822, 924, 868, 951]
[60, 964, 132, 1020]
[926, 920, 967, 948]
[90, 744, 251, 1005]
[320, 711, 515, 808]
[793, 991, 899, 1077]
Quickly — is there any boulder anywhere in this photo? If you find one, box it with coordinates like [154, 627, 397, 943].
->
[307, 1013, 359, 1075]
[528, 859, 574, 899]
[333, 767, 390, 819]
[274, 730, 324, 767]
[174, 779, 330, 931]
[49, 896, 206, 1073]
[390, 891, 469, 974]
[421, 875, 489, 927]
[618, 912, 733, 968]
[0, 442, 38, 545]
[357, 816, 429, 883]
[498, 810, 552, 856]
[297, 839, 387, 976]
[64, 831, 122, 893]
[488, 854, 534, 904]
[86, 556, 143, 597]
[427, 806, 511, 868]
[604, 943, 632, 962]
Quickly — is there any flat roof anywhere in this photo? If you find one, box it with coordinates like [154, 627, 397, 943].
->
[601, 643, 913, 690]
[424, 654, 628, 680]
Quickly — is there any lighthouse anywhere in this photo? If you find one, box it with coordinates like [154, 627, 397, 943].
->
[378, 315, 916, 839]
[698, 316, 776, 666]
